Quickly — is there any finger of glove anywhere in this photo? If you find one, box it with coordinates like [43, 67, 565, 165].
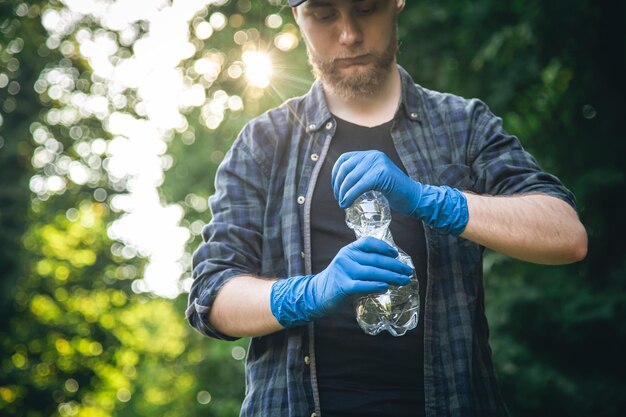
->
[348, 280, 390, 295]
[350, 236, 398, 257]
[346, 248, 413, 276]
[331, 151, 365, 202]
[348, 263, 412, 287]
[336, 161, 379, 208]
[331, 151, 361, 190]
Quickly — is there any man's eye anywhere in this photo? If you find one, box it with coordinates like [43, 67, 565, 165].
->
[314, 10, 337, 21]
[356, 1, 377, 15]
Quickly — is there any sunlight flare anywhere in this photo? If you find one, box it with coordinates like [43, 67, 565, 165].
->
[242, 50, 272, 89]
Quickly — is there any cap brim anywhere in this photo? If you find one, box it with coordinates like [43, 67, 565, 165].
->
[289, 0, 307, 6]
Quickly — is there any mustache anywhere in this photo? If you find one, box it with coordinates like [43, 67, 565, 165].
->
[333, 52, 369, 59]
[318, 51, 375, 66]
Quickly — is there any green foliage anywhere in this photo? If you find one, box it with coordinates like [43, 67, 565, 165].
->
[0, 0, 48, 316]
[2, 199, 247, 416]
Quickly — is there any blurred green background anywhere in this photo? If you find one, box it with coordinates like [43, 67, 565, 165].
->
[1, 0, 624, 416]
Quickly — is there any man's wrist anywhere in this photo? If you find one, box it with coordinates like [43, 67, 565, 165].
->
[270, 275, 316, 328]
[410, 184, 469, 236]
[446, 187, 469, 236]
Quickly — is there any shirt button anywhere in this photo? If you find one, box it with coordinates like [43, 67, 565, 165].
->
[325, 122, 333, 130]
[310, 153, 319, 161]
[410, 112, 419, 119]
[311, 413, 317, 417]
[304, 355, 311, 365]
[297, 196, 305, 205]
[307, 123, 316, 131]
[300, 251, 305, 259]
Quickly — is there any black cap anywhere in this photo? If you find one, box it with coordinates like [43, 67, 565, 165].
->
[289, 0, 307, 6]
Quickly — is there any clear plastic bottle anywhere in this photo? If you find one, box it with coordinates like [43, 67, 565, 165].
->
[345, 191, 420, 337]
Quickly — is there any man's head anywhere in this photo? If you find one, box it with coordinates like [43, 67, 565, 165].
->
[291, 0, 405, 100]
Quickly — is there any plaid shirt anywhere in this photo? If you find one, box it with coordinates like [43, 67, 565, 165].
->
[186, 66, 576, 417]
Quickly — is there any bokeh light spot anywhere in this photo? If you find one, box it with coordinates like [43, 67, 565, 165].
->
[231, 346, 246, 361]
[196, 390, 211, 405]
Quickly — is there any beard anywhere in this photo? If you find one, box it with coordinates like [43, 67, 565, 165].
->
[306, 23, 399, 100]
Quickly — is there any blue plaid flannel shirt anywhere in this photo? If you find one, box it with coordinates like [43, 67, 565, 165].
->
[186, 66, 576, 417]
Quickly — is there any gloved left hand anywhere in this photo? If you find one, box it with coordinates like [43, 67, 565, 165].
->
[331, 150, 469, 236]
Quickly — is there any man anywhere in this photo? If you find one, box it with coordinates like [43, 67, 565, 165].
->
[186, 0, 588, 416]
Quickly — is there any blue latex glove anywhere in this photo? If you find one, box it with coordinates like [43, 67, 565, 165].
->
[270, 236, 413, 328]
[332, 150, 469, 236]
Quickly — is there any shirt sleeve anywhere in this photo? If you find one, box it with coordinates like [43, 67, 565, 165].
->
[467, 99, 576, 208]
[186, 127, 270, 340]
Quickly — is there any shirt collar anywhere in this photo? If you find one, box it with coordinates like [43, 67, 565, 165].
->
[397, 65, 423, 123]
[302, 64, 422, 132]
[303, 80, 334, 133]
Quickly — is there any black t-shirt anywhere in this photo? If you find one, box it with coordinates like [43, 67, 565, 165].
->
[310, 116, 427, 417]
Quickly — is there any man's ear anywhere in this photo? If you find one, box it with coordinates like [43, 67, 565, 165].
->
[396, 0, 405, 12]
[292, 6, 300, 23]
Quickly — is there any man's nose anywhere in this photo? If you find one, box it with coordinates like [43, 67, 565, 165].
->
[338, 14, 363, 46]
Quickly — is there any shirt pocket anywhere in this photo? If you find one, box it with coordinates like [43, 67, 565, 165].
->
[432, 163, 476, 191]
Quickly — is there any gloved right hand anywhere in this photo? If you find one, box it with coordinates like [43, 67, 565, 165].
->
[270, 236, 413, 328]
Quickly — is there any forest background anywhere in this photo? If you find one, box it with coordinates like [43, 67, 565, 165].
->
[1, 0, 624, 416]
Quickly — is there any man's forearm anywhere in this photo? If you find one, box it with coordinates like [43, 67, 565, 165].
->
[461, 193, 587, 265]
[208, 237, 413, 337]
[209, 275, 284, 338]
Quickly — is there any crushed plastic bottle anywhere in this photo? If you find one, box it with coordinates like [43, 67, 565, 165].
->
[345, 191, 420, 337]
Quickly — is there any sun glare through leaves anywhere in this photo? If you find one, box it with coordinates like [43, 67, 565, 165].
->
[25, 0, 311, 300]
